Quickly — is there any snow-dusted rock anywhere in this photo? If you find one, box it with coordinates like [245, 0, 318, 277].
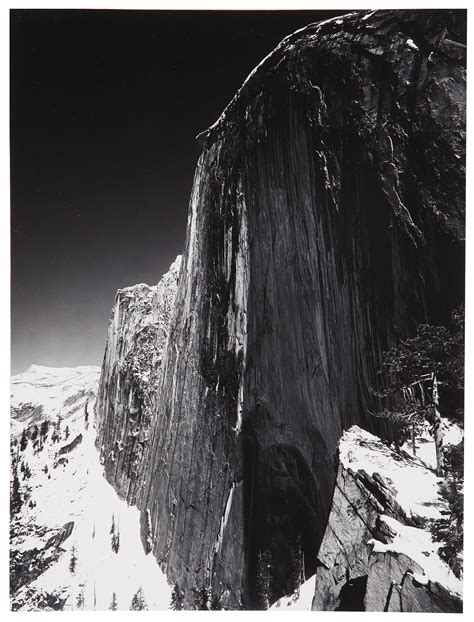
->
[312, 426, 462, 612]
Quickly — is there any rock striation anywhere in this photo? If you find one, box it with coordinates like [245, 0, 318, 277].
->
[94, 256, 181, 504]
[95, 9, 465, 609]
[312, 426, 462, 612]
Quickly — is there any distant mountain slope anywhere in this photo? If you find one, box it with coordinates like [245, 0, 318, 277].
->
[10, 365, 171, 611]
[11, 365, 101, 435]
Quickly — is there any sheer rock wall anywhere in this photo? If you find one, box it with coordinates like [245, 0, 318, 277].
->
[96, 9, 465, 609]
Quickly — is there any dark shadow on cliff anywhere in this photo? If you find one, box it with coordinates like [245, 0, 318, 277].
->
[241, 405, 337, 608]
[336, 575, 368, 611]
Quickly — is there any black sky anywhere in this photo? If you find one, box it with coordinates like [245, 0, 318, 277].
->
[10, 9, 345, 374]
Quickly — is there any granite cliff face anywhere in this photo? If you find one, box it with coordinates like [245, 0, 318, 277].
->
[95, 9, 465, 609]
[95, 256, 181, 504]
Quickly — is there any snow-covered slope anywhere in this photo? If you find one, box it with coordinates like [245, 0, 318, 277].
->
[271, 575, 317, 611]
[10, 366, 172, 611]
[11, 365, 100, 435]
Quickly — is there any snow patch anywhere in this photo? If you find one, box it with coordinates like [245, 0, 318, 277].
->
[214, 483, 235, 554]
[339, 426, 444, 521]
[369, 515, 462, 597]
[271, 574, 316, 611]
[405, 38, 420, 52]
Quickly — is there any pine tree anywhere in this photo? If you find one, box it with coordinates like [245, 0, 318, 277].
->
[170, 584, 184, 610]
[69, 545, 78, 574]
[432, 440, 464, 578]
[371, 309, 464, 476]
[256, 549, 273, 610]
[110, 516, 120, 553]
[22, 463, 32, 480]
[76, 588, 85, 610]
[20, 428, 28, 452]
[109, 592, 118, 611]
[31, 425, 39, 442]
[291, 534, 305, 601]
[64, 426, 70, 440]
[112, 528, 120, 554]
[84, 401, 89, 429]
[40, 419, 49, 439]
[11, 466, 22, 517]
[130, 586, 148, 610]
[191, 586, 209, 610]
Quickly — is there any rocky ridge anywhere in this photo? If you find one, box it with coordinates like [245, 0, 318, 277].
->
[312, 426, 462, 612]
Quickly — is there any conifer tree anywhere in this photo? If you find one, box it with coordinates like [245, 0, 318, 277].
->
[432, 441, 464, 578]
[69, 545, 78, 574]
[371, 308, 464, 476]
[22, 463, 32, 480]
[76, 588, 85, 610]
[210, 593, 222, 610]
[170, 584, 184, 610]
[291, 534, 305, 601]
[109, 592, 118, 611]
[40, 419, 49, 439]
[110, 515, 120, 553]
[130, 586, 148, 610]
[11, 466, 22, 517]
[112, 528, 120, 554]
[256, 549, 273, 610]
[31, 425, 39, 442]
[20, 428, 28, 452]
[191, 586, 209, 610]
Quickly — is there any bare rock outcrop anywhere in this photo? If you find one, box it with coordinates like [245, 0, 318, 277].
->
[312, 426, 462, 612]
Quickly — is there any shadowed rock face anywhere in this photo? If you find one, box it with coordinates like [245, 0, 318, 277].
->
[96, 9, 465, 610]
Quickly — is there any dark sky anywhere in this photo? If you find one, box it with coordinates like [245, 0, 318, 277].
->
[10, 8, 345, 375]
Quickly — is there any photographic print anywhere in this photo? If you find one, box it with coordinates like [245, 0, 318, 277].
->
[9, 6, 465, 612]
